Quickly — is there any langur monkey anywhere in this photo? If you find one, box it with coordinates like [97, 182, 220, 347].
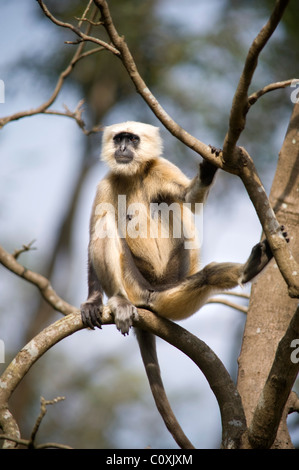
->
[81, 121, 287, 448]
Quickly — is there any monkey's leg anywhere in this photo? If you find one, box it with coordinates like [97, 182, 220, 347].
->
[81, 207, 146, 335]
[80, 255, 103, 329]
[145, 239, 275, 320]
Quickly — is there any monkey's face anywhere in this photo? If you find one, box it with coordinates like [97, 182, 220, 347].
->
[113, 132, 140, 165]
[101, 121, 163, 176]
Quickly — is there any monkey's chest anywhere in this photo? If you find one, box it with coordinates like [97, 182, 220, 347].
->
[122, 195, 189, 285]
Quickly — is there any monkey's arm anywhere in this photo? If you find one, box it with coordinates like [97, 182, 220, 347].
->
[80, 181, 141, 335]
[80, 251, 104, 329]
[185, 159, 218, 206]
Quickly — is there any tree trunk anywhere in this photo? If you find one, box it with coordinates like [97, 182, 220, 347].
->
[237, 103, 299, 448]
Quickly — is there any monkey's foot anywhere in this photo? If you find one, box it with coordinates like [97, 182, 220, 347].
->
[80, 301, 103, 330]
[241, 226, 289, 284]
[108, 296, 139, 336]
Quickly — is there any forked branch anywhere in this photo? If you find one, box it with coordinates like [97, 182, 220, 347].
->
[223, 0, 290, 161]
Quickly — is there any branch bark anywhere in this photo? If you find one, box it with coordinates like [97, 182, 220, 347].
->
[237, 103, 299, 449]
[248, 305, 299, 448]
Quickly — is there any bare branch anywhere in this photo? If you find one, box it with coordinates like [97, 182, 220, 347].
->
[93, 0, 222, 169]
[238, 110, 299, 298]
[216, 291, 250, 300]
[0, 307, 246, 449]
[136, 309, 247, 449]
[37, 0, 119, 55]
[12, 240, 37, 260]
[42, 99, 102, 135]
[223, 0, 290, 162]
[206, 297, 248, 314]
[30, 396, 65, 447]
[0, 245, 76, 315]
[75, 16, 103, 27]
[0, 241, 246, 448]
[248, 79, 298, 106]
[0, 3, 105, 131]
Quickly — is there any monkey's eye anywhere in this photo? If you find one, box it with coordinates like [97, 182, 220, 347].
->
[114, 135, 122, 144]
[130, 135, 140, 144]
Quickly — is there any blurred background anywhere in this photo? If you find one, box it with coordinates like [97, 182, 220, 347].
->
[0, 0, 298, 449]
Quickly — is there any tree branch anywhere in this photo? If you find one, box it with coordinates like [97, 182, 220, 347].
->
[0, 245, 76, 315]
[206, 297, 248, 314]
[36, 0, 119, 55]
[92, 0, 222, 169]
[0, 3, 104, 131]
[0, 243, 246, 448]
[223, 0, 290, 162]
[248, 304, 299, 448]
[0, 309, 246, 449]
[248, 79, 298, 106]
[238, 145, 299, 298]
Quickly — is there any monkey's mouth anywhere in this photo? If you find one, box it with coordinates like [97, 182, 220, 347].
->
[115, 155, 133, 164]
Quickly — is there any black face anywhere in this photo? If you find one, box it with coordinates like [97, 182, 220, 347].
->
[113, 132, 140, 164]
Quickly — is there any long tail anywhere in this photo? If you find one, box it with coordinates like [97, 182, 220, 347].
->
[135, 328, 195, 449]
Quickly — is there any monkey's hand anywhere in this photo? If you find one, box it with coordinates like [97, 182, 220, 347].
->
[80, 300, 103, 330]
[240, 226, 289, 284]
[108, 295, 139, 336]
[200, 147, 220, 186]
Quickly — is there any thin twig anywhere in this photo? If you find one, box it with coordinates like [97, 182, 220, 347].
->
[248, 79, 298, 105]
[75, 16, 103, 26]
[37, 0, 119, 55]
[0, 3, 104, 131]
[30, 396, 65, 447]
[0, 245, 76, 315]
[12, 240, 37, 260]
[206, 298, 248, 314]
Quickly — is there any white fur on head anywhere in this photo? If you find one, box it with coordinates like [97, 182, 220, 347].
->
[101, 121, 163, 175]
